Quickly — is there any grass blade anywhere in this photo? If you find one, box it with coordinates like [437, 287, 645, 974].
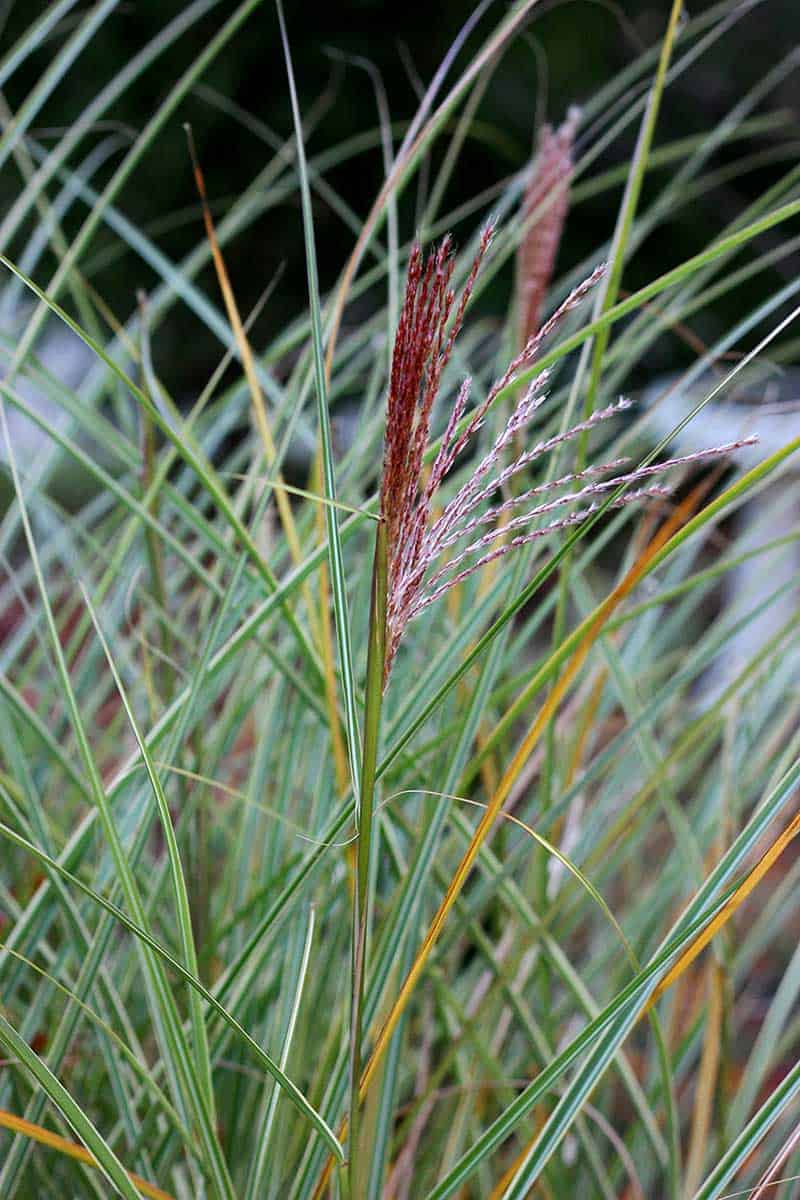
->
[276, 0, 361, 794]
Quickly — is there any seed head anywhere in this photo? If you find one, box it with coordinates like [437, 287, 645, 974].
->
[517, 107, 580, 349]
[379, 232, 756, 685]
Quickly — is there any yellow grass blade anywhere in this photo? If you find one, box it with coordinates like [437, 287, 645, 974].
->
[360, 491, 697, 1102]
[0, 1108, 174, 1200]
[489, 1128, 540, 1200]
[684, 961, 725, 1196]
[650, 807, 800, 1008]
[311, 449, 350, 802]
[186, 129, 350, 808]
[564, 667, 606, 789]
[312, 486, 704, 1197]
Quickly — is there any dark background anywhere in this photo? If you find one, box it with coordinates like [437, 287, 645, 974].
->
[1, 1, 798, 392]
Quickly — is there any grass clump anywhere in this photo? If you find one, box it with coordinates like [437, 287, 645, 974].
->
[0, 3, 799, 1198]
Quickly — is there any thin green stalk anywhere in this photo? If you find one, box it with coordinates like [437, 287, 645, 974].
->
[138, 296, 176, 706]
[585, 0, 686, 419]
[347, 519, 388, 1198]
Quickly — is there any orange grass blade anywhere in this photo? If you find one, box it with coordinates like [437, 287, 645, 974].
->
[186, 128, 349, 798]
[0, 1108, 174, 1200]
[649, 807, 800, 1008]
[360, 492, 695, 1098]
[312, 484, 707, 1198]
[684, 962, 725, 1196]
[184, 127, 306, 574]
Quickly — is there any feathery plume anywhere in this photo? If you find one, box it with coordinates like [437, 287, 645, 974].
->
[379, 233, 756, 685]
[516, 106, 580, 349]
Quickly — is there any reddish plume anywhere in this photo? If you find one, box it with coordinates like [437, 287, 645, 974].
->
[516, 107, 580, 349]
[378, 231, 755, 685]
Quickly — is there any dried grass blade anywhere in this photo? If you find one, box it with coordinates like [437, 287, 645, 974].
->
[649, 809, 800, 1008]
[684, 963, 725, 1196]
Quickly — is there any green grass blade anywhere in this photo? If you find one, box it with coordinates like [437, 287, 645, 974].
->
[276, 0, 361, 793]
[82, 588, 216, 1119]
[0, 1012, 141, 1200]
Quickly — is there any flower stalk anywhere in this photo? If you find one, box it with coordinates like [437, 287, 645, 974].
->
[346, 517, 388, 1197]
[327, 228, 757, 1200]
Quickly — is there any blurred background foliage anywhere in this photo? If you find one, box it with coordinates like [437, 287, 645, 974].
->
[1, 0, 797, 396]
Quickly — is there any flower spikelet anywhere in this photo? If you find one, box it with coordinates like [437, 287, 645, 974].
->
[379, 233, 757, 685]
[517, 106, 580, 348]
[380, 226, 492, 678]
